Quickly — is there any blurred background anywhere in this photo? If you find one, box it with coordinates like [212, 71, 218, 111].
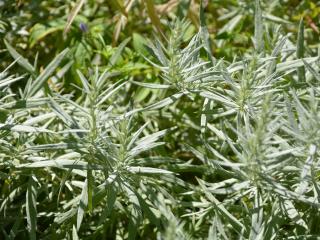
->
[0, 0, 319, 86]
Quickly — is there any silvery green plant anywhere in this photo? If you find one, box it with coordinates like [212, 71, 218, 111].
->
[144, 1, 320, 239]
[1, 0, 320, 239]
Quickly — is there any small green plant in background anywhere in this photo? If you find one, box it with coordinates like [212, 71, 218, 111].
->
[1, 0, 320, 239]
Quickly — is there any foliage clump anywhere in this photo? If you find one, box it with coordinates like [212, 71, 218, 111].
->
[1, 0, 320, 239]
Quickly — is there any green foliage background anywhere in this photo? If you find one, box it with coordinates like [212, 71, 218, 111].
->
[1, 0, 320, 239]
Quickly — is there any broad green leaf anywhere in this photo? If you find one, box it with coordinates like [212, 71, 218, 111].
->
[133, 33, 149, 55]
[109, 37, 131, 66]
[29, 20, 65, 48]
[134, 87, 152, 102]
